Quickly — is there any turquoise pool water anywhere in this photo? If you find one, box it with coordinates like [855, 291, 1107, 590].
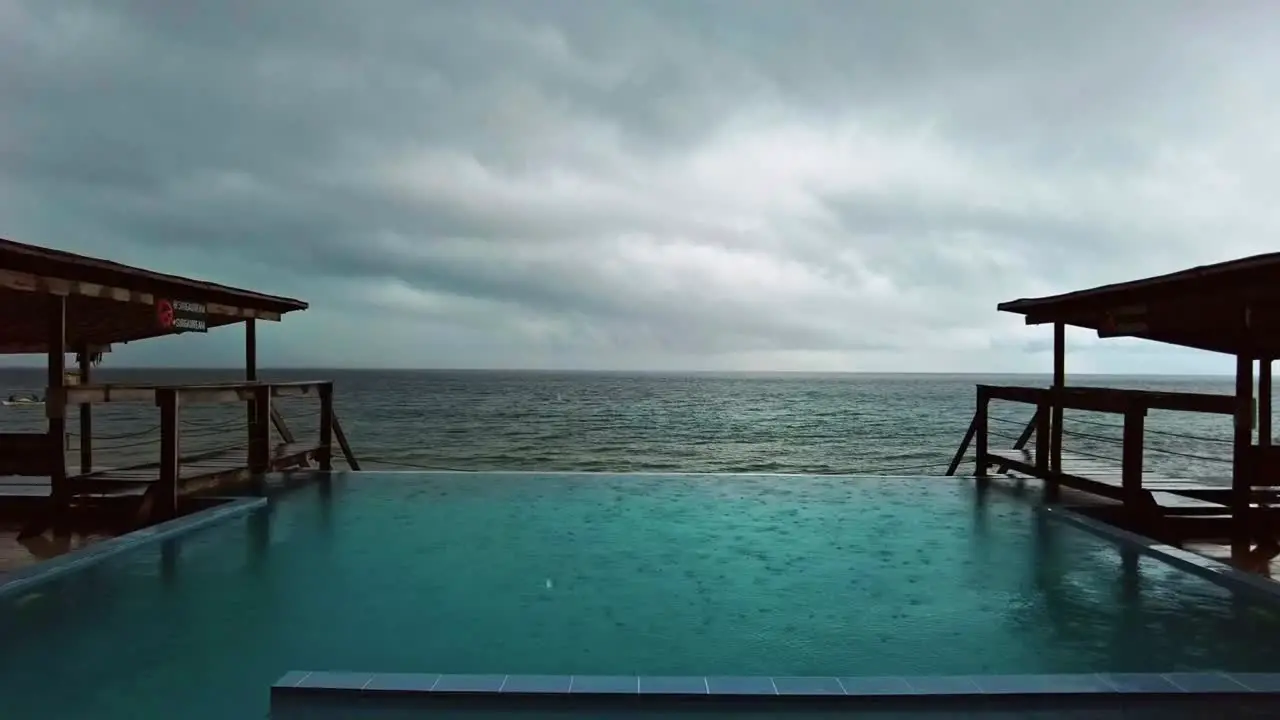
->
[4, 472, 1280, 719]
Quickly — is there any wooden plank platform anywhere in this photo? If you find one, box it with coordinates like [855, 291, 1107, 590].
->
[78, 442, 320, 495]
[0, 443, 320, 498]
[0, 467, 110, 497]
[989, 447, 1239, 511]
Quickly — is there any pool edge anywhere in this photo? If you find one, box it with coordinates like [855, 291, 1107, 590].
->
[1042, 505, 1280, 604]
[0, 496, 267, 600]
[269, 670, 1280, 714]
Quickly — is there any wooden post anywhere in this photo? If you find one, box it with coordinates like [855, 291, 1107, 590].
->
[245, 319, 257, 458]
[975, 386, 990, 479]
[1261, 357, 1272, 448]
[319, 382, 334, 472]
[47, 294, 68, 533]
[78, 347, 92, 475]
[1233, 352, 1254, 564]
[1121, 404, 1146, 508]
[1047, 321, 1065, 502]
[157, 389, 180, 521]
[1034, 400, 1050, 474]
[249, 385, 272, 474]
[1050, 322, 1065, 470]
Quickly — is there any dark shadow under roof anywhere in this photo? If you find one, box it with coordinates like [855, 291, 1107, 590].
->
[0, 237, 308, 314]
[0, 237, 308, 354]
[997, 252, 1280, 357]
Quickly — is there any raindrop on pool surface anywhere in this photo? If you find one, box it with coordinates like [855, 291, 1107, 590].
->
[545, 579, 553, 589]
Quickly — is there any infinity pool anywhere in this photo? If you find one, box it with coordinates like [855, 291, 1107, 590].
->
[3, 472, 1280, 719]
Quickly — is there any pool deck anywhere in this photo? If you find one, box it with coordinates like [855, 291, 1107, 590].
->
[0, 525, 109, 576]
[992, 448, 1239, 511]
[0, 442, 321, 498]
[0, 496, 266, 599]
[984, 469, 1280, 578]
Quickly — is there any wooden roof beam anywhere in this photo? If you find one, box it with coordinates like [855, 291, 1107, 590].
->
[1, 269, 286, 321]
[0, 343, 112, 354]
[0, 238, 308, 315]
[1019, 298, 1280, 355]
[998, 252, 1280, 315]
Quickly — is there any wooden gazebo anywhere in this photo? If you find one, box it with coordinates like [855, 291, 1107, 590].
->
[992, 252, 1280, 566]
[0, 237, 314, 531]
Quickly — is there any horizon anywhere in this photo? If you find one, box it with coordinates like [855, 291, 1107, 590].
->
[4, 2, 1279, 375]
[0, 365, 1248, 379]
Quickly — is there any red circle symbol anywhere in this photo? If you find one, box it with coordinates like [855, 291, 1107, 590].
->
[157, 300, 175, 329]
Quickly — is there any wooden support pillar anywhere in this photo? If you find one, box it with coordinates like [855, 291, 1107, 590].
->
[78, 347, 93, 475]
[157, 389, 180, 521]
[47, 295, 68, 533]
[1121, 405, 1146, 507]
[975, 386, 990, 480]
[1261, 357, 1273, 448]
[1047, 321, 1065, 502]
[1233, 353, 1254, 564]
[245, 319, 258, 457]
[1034, 401, 1050, 474]
[319, 381, 334, 472]
[248, 385, 272, 474]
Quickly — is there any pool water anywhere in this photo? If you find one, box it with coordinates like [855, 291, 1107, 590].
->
[4, 472, 1280, 719]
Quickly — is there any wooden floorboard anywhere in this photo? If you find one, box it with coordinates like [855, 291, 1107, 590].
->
[0, 443, 320, 497]
[996, 447, 1235, 510]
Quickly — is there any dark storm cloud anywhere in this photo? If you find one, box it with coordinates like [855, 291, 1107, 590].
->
[2, 0, 1278, 371]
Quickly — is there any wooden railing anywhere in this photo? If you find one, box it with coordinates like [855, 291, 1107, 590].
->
[15, 380, 363, 537]
[38, 380, 359, 522]
[947, 384, 1280, 570]
[949, 384, 1252, 492]
[945, 406, 1040, 477]
[54, 380, 357, 462]
[52, 379, 334, 407]
[975, 385, 1239, 416]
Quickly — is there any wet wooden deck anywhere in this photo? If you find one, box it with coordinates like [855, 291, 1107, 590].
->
[989, 448, 1239, 512]
[75, 442, 319, 494]
[0, 442, 321, 498]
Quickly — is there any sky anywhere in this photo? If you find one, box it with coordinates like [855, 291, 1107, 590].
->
[2, 1, 1279, 373]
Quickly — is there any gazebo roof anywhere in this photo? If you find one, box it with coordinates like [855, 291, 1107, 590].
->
[998, 253, 1280, 356]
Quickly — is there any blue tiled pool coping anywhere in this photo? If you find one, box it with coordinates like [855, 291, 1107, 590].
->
[0, 496, 267, 600]
[273, 670, 1280, 696]
[270, 670, 1280, 713]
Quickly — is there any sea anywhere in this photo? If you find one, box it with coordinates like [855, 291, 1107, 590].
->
[0, 369, 1262, 480]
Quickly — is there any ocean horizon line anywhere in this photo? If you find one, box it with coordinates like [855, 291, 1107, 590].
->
[0, 366, 1242, 378]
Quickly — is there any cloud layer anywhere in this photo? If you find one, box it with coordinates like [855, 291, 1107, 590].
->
[3, 0, 1279, 371]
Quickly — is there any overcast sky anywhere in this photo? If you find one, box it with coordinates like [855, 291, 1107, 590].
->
[3, 1, 1278, 373]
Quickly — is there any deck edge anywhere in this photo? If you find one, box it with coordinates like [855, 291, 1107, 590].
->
[0, 495, 266, 599]
[1043, 505, 1280, 603]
